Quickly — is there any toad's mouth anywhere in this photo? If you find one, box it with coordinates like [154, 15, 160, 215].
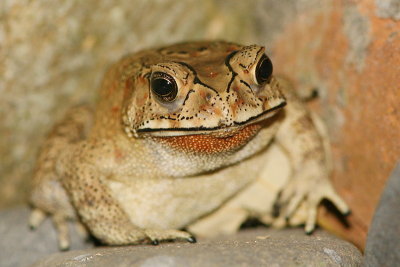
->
[135, 102, 285, 154]
[136, 101, 286, 138]
[149, 121, 266, 154]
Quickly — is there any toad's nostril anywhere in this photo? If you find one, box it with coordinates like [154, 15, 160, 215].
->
[250, 84, 261, 94]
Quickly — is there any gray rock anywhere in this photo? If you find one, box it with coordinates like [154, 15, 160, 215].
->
[0, 207, 93, 267]
[343, 4, 371, 72]
[31, 229, 362, 267]
[375, 0, 400, 20]
[0, 0, 264, 210]
[364, 162, 400, 267]
[0, 206, 362, 267]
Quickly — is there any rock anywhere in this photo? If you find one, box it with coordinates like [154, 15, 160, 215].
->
[0, 0, 259, 210]
[0, 207, 93, 267]
[364, 162, 400, 267]
[272, 0, 400, 248]
[31, 228, 362, 267]
[0, 207, 362, 267]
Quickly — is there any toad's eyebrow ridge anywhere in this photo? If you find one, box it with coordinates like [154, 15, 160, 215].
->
[173, 61, 219, 95]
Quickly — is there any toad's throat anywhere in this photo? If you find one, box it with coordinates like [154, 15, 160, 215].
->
[151, 123, 263, 154]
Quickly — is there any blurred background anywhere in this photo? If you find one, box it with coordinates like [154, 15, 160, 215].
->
[1, 0, 399, 250]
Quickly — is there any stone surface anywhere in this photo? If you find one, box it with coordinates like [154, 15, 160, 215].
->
[32, 232, 362, 267]
[0, 0, 261, 209]
[30, 230, 362, 267]
[364, 162, 400, 267]
[0, 207, 362, 267]
[0, 207, 93, 267]
[36, 232, 361, 266]
[375, 0, 400, 20]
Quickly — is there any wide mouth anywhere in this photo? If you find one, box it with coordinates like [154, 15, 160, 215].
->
[136, 101, 286, 137]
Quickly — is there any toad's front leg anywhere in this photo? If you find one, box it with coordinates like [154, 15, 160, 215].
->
[274, 80, 350, 233]
[61, 147, 194, 246]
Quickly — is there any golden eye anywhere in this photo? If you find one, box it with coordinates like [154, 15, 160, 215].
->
[255, 54, 273, 85]
[150, 72, 178, 102]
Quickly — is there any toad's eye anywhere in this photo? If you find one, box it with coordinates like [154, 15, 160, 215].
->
[150, 72, 178, 102]
[255, 54, 273, 85]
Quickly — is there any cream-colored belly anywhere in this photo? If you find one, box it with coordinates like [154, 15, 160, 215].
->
[188, 144, 291, 236]
[108, 150, 271, 230]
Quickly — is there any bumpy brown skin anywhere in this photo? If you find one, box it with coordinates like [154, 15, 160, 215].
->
[29, 41, 349, 250]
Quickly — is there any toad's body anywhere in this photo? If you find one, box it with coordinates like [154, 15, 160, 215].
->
[29, 41, 349, 250]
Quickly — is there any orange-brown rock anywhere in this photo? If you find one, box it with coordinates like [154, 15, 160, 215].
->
[272, 0, 400, 249]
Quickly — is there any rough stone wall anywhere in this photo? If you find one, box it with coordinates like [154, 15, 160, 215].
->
[1, 0, 398, 249]
[0, 0, 258, 208]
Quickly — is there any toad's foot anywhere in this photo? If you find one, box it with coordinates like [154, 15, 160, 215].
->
[29, 208, 73, 251]
[93, 225, 195, 246]
[144, 229, 196, 245]
[275, 177, 350, 234]
[29, 210, 198, 249]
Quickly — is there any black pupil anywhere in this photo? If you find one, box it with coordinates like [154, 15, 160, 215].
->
[152, 78, 173, 96]
[150, 72, 177, 101]
[256, 55, 273, 84]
